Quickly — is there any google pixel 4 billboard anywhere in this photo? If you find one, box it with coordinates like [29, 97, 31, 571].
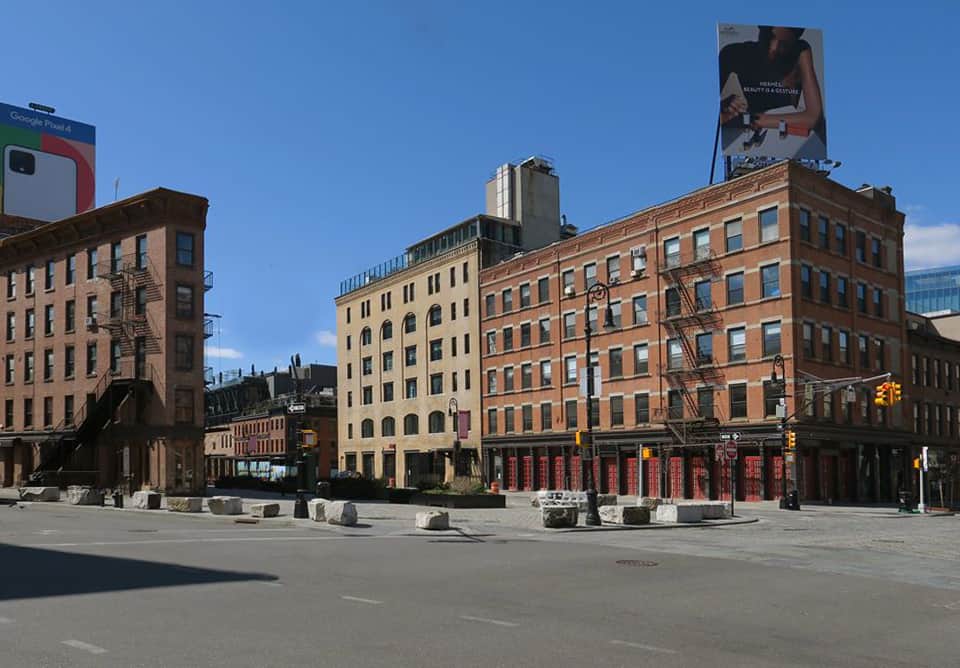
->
[718, 24, 827, 160]
[0, 102, 95, 222]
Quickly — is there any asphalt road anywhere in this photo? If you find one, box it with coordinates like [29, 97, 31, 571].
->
[1, 502, 958, 667]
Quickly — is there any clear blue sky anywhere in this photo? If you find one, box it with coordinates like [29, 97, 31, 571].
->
[5, 1, 958, 372]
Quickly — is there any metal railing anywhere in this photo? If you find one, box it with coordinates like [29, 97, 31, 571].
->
[339, 253, 409, 296]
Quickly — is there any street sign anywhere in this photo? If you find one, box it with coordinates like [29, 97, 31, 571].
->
[287, 403, 306, 415]
[732, 432, 741, 441]
[300, 429, 317, 448]
[720, 432, 742, 441]
[725, 444, 738, 460]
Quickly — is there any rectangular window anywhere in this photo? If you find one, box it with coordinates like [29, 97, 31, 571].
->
[858, 335, 869, 368]
[504, 407, 515, 433]
[696, 333, 713, 365]
[873, 288, 884, 318]
[463, 261, 469, 283]
[44, 304, 54, 336]
[566, 400, 578, 429]
[538, 277, 550, 303]
[609, 348, 623, 378]
[799, 209, 811, 242]
[538, 317, 551, 344]
[761, 263, 780, 298]
[564, 355, 577, 384]
[698, 387, 714, 419]
[821, 326, 833, 361]
[174, 388, 194, 424]
[610, 396, 624, 426]
[136, 234, 148, 270]
[485, 294, 495, 317]
[818, 215, 829, 248]
[5, 312, 13, 342]
[695, 280, 711, 310]
[430, 373, 443, 395]
[25, 265, 35, 295]
[800, 265, 812, 298]
[562, 269, 574, 293]
[486, 331, 496, 355]
[635, 394, 650, 424]
[382, 382, 394, 402]
[503, 327, 513, 351]
[24, 398, 33, 428]
[540, 360, 552, 386]
[871, 237, 882, 267]
[87, 248, 98, 279]
[763, 381, 779, 417]
[837, 276, 848, 307]
[405, 345, 416, 366]
[66, 254, 76, 285]
[430, 339, 442, 361]
[111, 241, 122, 273]
[665, 287, 680, 318]
[563, 312, 576, 339]
[450, 266, 456, 288]
[729, 384, 747, 419]
[405, 379, 417, 399]
[176, 285, 194, 319]
[487, 409, 498, 434]
[176, 232, 195, 266]
[541, 403, 552, 431]
[450, 336, 457, 357]
[520, 322, 531, 347]
[667, 339, 683, 370]
[43, 349, 54, 381]
[664, 237, 680, 268]
[726, 272, 744, 305]
[24, 352, 34, 383]
[835, 224, 847, 255]
[64, 345, 75, 379]
[519, 283, 531, 308]
[606, 255, 621, 283]
[802, 323, 815, 359]
[3, 400, 11, 428]
[175, 335, 194, 371]
[382, 351, 393, 371]
[609, 300, 622, 328]
[584, 263, 597, 289]
[503, 367, 514, 392]
[110, 340, 121, 373]
[763, 321, 781, 357]
[362, 386, 373, 405]
[693, 228, 711, 260]
[86, 342, 97, 375]
[857, 283, 867, 313]
[450, 302, 456, 321]
[361, 356, 372, 375]
[25, 309, 34, 338]
[45, 259, 55, 291]
[759, 207, 779, 243]
[521, 363, 532, 389]
[502, 288, 513, 313]
[875, 338, 885, 371]
[667, 390, 683, 420]
[820, 271, 831, 304]
[110, 291, 122, 318]
[728, 327, 746, 362]
[632, 295, 648, 325]
[633, 343, 649, 374]
[630, 246, 647, 274]
[856, 231, 866, 262]
[64, 395, 74, 425]
[3, 354, 11, 384]
[135, 286, 147, 316]
[522, 405, 533, 432]
[6, 270, 15, 299]
[487, 370, 498, 394]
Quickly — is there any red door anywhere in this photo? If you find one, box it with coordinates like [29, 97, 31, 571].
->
[522, 456, 534, 491]
[553, 456, 565, 490]
[604, 458, 617, 496]
[769, 455, 784, 500]
[803, 454, 818, 500]
[744, 456, 762, 501]
[507, 456, 518, 490]
[538, 456, 550, 490]
[715, 459, 732, 499]
[669, 456, 684, 498]
[644, 458, 660, 497]
[820, 455, 837, 501]
[689, 456, 709, 499]
[838, 451, 853, 500]
[570, 455, 582, 491]
[625, 456, 639, 496]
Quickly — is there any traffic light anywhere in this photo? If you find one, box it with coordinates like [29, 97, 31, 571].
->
[874, 382, 889, 407]
[913, 457, 921, 470]
[786, 430, 796, 450]
[890, 382, 902, 405]
[575, 430, 583, 447]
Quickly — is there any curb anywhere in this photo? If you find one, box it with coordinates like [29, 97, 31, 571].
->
[545, 517, 760, 533]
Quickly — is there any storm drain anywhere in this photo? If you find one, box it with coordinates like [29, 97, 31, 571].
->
[616, 559, 658, 567]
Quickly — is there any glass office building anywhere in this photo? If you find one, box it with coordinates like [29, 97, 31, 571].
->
[905, 265, 960, 314]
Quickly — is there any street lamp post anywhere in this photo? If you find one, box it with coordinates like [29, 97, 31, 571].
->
[770, 354, 789, 509]
[583, 281, 616, 526]
[448, 397, 459, 478]
[291, 354, 308, 519]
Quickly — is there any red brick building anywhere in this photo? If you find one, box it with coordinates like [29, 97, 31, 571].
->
[479, 162, 917, 503]
[0, 189, 209, 492]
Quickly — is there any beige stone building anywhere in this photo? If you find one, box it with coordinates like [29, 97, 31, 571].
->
[336, 157, 567, 486]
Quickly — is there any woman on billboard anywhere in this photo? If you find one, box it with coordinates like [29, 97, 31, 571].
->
[719, 26, 826, 159]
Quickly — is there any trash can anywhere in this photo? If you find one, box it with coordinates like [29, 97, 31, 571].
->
[112, 490, 124, 508]
[898, 489, 914, 512]
[316, 481, 331, 499]
[786, 490, 801, 511]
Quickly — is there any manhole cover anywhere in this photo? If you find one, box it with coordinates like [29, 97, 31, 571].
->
[616, 559, 658, 567]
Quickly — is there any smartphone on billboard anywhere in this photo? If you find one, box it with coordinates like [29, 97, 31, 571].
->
[3, 145, 78, 221]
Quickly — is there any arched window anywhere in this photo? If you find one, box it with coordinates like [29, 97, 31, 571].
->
[361, 419, 374, 438]
[381, 416, 396, 437]
[428, 305, 442, 327]
[428, 411, 445, 433]
[382, 320, 393, 340]
[360, 327, 372, 346]
[403, 414, 419, 435]
[404, 314, 416, 334]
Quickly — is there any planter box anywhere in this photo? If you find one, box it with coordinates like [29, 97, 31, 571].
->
[409, 493, 506, 509]
[386, 487, 419, 504]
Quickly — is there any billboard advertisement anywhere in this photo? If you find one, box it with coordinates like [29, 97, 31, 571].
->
[0, 102, 95, 222]
[718, 24, 826, 160]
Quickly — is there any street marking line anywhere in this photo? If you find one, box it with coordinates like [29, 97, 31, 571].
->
[459, 615, 518, 627]
[0, 617, 13, 624]
[340, 596, 383, 605]
[610, 639, 678, 654]
[62, 639, 108, 655]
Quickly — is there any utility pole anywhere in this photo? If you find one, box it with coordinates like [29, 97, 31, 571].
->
[290, 354, 308, 519]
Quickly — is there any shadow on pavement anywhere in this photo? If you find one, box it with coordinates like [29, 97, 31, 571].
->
[0, 543, 277, 601]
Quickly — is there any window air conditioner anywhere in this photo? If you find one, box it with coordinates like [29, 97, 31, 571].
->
[563, 286, 575, 297]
